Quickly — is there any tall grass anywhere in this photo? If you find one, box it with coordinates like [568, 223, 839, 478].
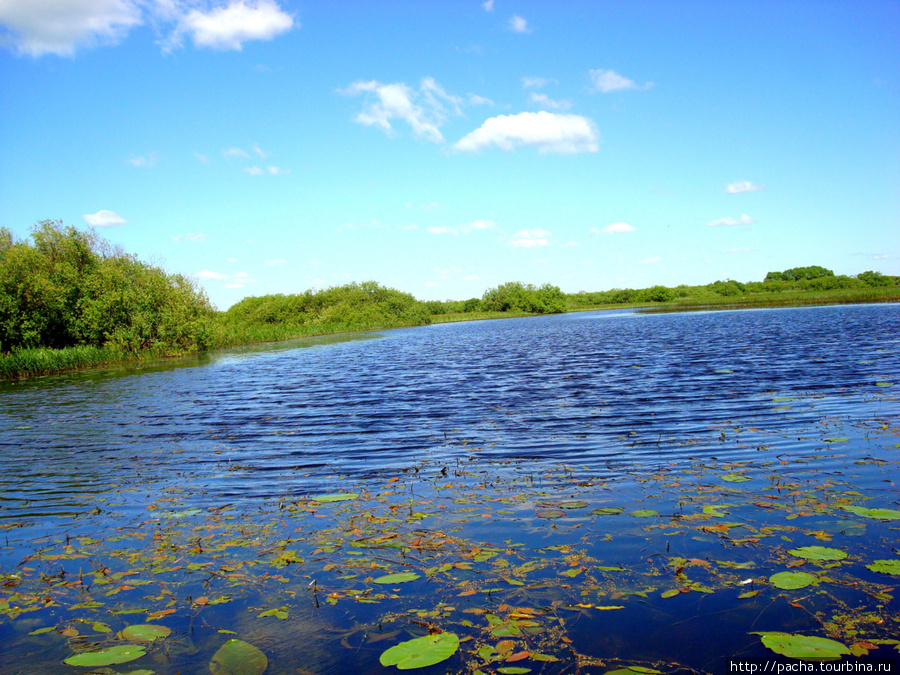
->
[0, 344, 176, 378]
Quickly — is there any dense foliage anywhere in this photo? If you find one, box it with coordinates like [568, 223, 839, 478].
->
[0, 221, 214, 353]
[222, 281, 431, 333]
[480, 281, 566, 314]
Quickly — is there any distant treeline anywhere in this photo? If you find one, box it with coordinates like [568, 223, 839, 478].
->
[2, 222, 898, 376]
[567, 265, 899, 309]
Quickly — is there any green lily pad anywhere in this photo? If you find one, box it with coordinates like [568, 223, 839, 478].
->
[604, 668, 662, 675]
[753, 632, 850, 660]
[311, 493, 358, 503]
[536, 509, 566, 519]
[209, 639, 268, 675]
[721, 473, 751, 482]
[379, 632, 459, 670]
[63, 645, 147, 667]
[373, 572, 420, 584]
[787, 546, 847, 561]
[558, 500, 589, 509]
[630, 509, 659, 518]
[875, 382, 893, 387]
[121, 624, 172, 642]
[660, 589, 681, 598]
[715, 369, 734, 374]
[841, 505, 900, 520]
[591, 507, 624, 516]
[822, 438, 849, 443]
[769, 571, 818, 590]
[866, 560, 900, 575]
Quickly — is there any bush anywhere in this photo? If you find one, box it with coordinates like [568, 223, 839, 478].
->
[481, 282, 565, 314]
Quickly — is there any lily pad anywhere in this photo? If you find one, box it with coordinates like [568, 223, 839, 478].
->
[535, 509, 566, 519]
[787, 546, 847, 561]
[841, 505, 900, 520]
[558, 500, 589, 509]
[630, 509, 659, 518]
[591, 507, 624, 516]
[866, 560, 900, 575]
[721, 473, 751, 483]
[373, 572, 421, 584]
[311, 493, 358, 503]
[604, 668, 662, 675]
[63, 645, 147, 667]
[875, 382, 893, 387]
[209, 639, 268, 675]
[754, 632, 850, 660]
[379, 632, 460, 670]
[769, 571, 818, 590]
[121, 624, 172, 642]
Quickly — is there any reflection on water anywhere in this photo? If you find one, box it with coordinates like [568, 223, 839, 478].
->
[0, 305, 898, 674]
[2, 305, 897, 524]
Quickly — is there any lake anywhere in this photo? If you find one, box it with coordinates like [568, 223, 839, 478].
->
[1, 304, 898, 674]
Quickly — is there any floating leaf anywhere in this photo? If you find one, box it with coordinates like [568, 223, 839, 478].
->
[754, 632, 850, 660]
[558, 500, 589, 509]
[63, 645, 147, 667]
[497, 668, 531, 674]
[209, 639, 268, 675]
[604, 668, 662, 674]
[787, 546, 847, 561]
[591, 507, 624, 516]
[660, 589, 681, 599]
[866, 560, 900, 575]
[721, 474, 751, 483]
[630, 509, 658, 518]
[769, 571, 818, 590]
[535, 509, 565, 519]
[822, 438, 849, 443]
[28, 626, 56, 635]
[875, 382, 893, 387]
[257, 608, 288, 619]
[121, 624, 171, 642]
[841, 505, 900, 520]
[373, 572, 420, 584]
[715, 369, 734, 374]
[311, 493, 358, 503]
[379, 632, 460, 670]
[738, 590, 759, 599]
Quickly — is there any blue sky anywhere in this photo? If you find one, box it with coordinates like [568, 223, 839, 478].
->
[1, 1, 897, 309]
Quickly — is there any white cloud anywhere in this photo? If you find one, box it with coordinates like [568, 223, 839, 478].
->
[468, 93, 494, 106]
[510, 228, 551, 248]
[244, 166, 264, 175]
[0, 0, 141, 56]
[428, 226, 459, 236]
[126, 152, 158, 168]
[482, 0, 494, 11]
[521, 77, 551, 89]
[252, 143, 268, 158]
[726, 180, 764, 194]
[266, 165, 286, 174]
[83, 209, 127, 227]
[642, 256, 661, 264]
[595, 222, 635, 234]
[706, 214, 754, 227]
[342, 77, 462, 143]
[0, 0, 294, 56]
[172, 233, 208, 242]
[507, 14, 530, 33]
[197, 269, 229, 280]
[529, 92, 572, 111]
[223, 147, 250, 158]
[454, 111, 599, 154]
[589, 68, 653, 93]
[176, 0, 294, 51]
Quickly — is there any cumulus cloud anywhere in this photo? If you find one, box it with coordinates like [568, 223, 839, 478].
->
[197, 269, 229, 280]
[83, 209, 127, 227]
[507, 14, 530, 33]
[454, 111, 598, 154]
[642, 256, 661, 264]
[244, 166, 264, 175]
[342, 77, 462, 143]
[726, 180, 764, 194]
[0, 0, 141, 56]
[707, 214, 754, 227]
[0, 0, 294, 56]
[529, 92, 572, 111]
[172, 233, 208, 242]
[174, 0, 294, 51]
[463, 219, 496, 231]
[522, 76, 551, 89]
[223, 147, 250, 158]
[590, 68, 653, 93]
[603, 222, 635, 234]
[510, 228, 551, 248]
